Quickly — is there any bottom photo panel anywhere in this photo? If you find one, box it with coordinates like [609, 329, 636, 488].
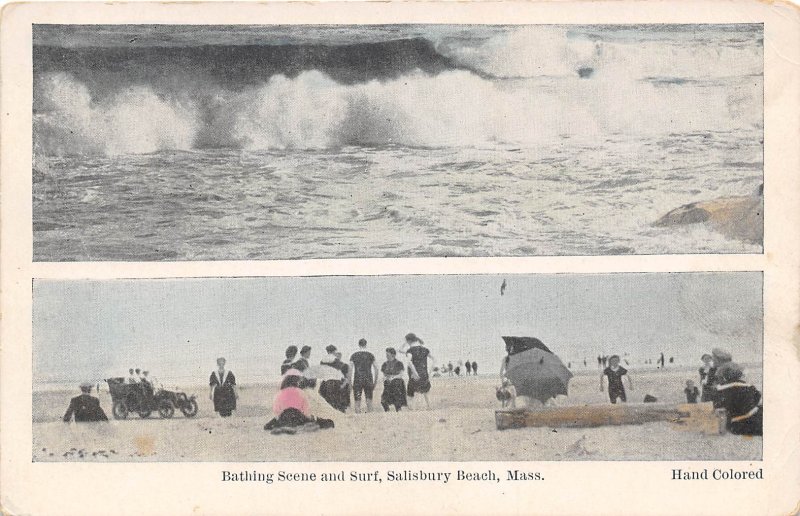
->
[33, 272, 763, 462]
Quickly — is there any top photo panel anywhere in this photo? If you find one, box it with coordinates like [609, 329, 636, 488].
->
[32, 24, 764, 261]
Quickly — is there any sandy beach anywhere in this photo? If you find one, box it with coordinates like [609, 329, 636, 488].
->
[34, 366, 762, 462]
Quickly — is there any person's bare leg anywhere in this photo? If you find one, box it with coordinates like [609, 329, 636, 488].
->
[366, 399, 373, 412]
[354, 399, 362, 413]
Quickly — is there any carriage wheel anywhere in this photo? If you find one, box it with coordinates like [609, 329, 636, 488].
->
[158, 401, 175, 419]
[180, 399, 199, 418]
[112, 401, 128, 420]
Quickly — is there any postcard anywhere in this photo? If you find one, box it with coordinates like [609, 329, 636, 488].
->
[1, 1, 798, 515]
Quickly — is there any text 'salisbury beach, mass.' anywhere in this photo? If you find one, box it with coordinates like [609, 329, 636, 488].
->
[2, 2, 799, 516]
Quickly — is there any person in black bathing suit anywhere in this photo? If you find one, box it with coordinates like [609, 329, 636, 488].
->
[600, 355, 633, 404]
[380, 348, 417, 412]
[281, 345, 298, 375]
[400, 333, 435, 410]
[349, 338, 378, 413]
[713, 362, 762, 436]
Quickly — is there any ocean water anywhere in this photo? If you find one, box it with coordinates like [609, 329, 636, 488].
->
[32, 24, 763, 260]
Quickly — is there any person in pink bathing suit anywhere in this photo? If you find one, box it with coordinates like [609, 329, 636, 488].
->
[272, 384, 310, 418]
[264, 369, 334, 433]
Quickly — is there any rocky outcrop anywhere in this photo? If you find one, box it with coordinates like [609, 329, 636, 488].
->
[654, 185, 763, 245]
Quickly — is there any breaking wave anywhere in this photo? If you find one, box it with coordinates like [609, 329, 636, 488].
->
[33, 29, 763, 155]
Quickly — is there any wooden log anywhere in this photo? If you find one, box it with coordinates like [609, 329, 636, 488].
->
[495, 402, 723, 434]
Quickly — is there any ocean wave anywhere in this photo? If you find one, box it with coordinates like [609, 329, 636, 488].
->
[34, 72, 197, 155]
[436, 26, 763, 80]
[34, 68, 762, 155]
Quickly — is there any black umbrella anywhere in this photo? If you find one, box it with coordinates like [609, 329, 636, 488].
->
[502, 336, 573, 403]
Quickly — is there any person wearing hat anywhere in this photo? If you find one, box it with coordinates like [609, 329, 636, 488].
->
[713, 362, 762, 435]
[712, 348, 733, 365]
[209, 357, 238, 417]
[63, 382, 108, 422]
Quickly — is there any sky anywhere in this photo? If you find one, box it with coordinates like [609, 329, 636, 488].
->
[33, 273, 762, 386]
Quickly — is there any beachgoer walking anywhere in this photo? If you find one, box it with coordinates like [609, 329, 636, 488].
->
[349, 338, 377, 413]
[209, 357, 238, 417]
[684, 380, 700, 403]
[600, 355, 633, 404]
[658, 352, 665, 369]
[472, 361, 478, 375]
[601, 355, 607, 367]
[401, 333, 434, 409]
[281, 345, 298, 375]
[465, 360, 472, 375]
[447, 362, 453, 376]
[379, 348, 415, 412]
[713, 363, 762, 435]
[63, 382, 108, 422]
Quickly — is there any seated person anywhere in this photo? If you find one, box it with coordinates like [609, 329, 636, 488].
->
[264, 370, 334, 434]
[713, 363, 762, 436]
[140, 370, 156, 396]
[63, 382, 108, 422]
